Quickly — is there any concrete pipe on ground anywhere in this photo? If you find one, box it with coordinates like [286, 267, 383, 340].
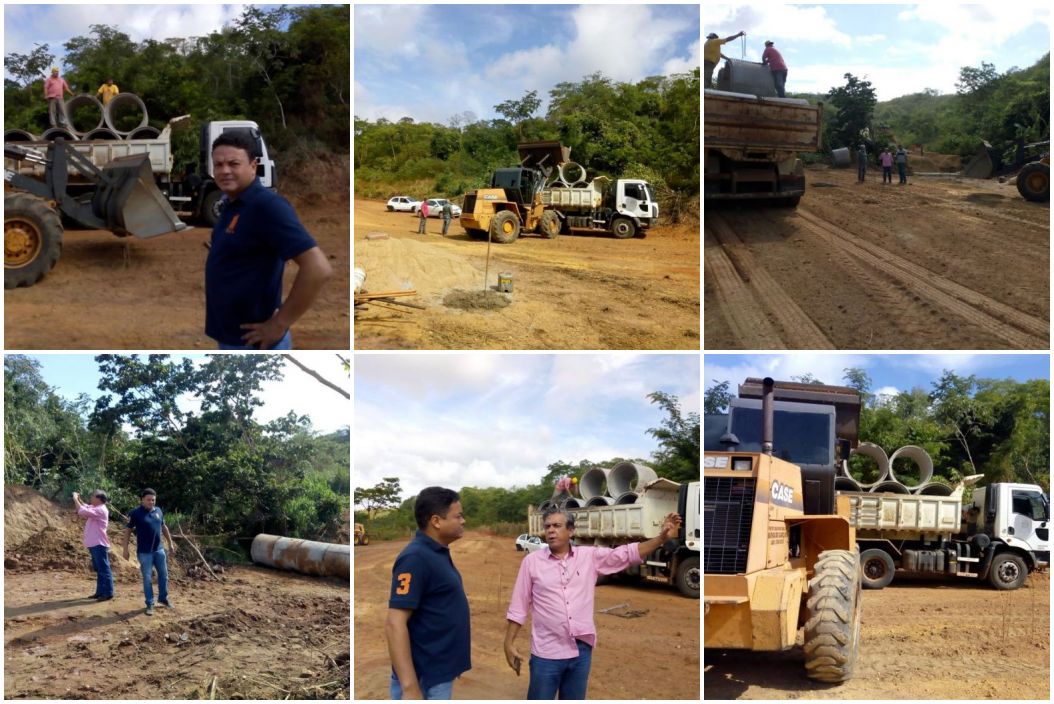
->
[584, 495, 615, 507]
[613, 491, 638, 505]
[4, 129, 36, 142]
[870, 480, 911, 494]
[104, 92, 149, 134]
[84, 127, 122, 140]
[847, 442, 889, 488]
[915, 482, 953, 496]
[64, 94, 105, 134]
[832, 147, 851, 168]
[579, 467, 610, 500]
[888, 445, 934, 488]
[41, 127, 77, 141]
[251, 534, 349, 578]
[834, 476, 863, 493]
[608, 462, 658, 497]
[126, 126, 161, 140]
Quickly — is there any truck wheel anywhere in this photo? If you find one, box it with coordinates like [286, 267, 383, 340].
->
[778, 196, 802, 208]
[611, 216, 637, 239]
[804, 549, 862, 683]
[361, 535, 369, 546]
[538, 210, 561, 239]
[5, 193, 63, 290]
[490, 211, 520, 244]
[988, 553, 1027, 590]
[201, 189, 225, 227]
[1016, 162, 1049, 202]
[675, 555, 700, 599]
[859, 549, 895, 589]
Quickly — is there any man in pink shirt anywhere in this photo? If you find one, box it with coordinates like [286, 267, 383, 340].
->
[44, 67, 74, 128]
[73, 490, 114, 601]
[504, 507, 682, 699]
[879, 148, 894, 184]
[761, 41, 789, 98]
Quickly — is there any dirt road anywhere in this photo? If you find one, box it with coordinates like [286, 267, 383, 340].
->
[4, 197, 350, 350]
[704, 166, 1049, 349]
[704, 572, 1049, 699]
[354, 531, 699, 699]
[353, 200, 699, 349]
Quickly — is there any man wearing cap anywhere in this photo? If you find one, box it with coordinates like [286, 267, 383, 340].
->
[72, 490, 114, 601]
[704, 30, 746, 88]
[44, 67, 74, 128]
[762, 40, 789, 97]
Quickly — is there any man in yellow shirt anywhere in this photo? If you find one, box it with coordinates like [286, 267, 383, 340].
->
[97, 77, 119, 105]
[704, 30, 745, 88]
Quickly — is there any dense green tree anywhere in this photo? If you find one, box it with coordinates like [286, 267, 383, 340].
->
[825, 73, 878, 151]
[703, 380, 733, 415]
[646, 391, 700, 482]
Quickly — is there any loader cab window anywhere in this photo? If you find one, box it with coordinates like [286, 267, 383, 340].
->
[729, 406, 832, 466]
[1012, 490, 1050, 522]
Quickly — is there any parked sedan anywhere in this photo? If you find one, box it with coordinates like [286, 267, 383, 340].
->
[516, 534, 544, 553]
[414, 198, 462, 218]
[387, 195, 420, 212]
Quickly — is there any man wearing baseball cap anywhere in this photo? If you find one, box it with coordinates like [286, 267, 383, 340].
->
[762, 40, 789, 97]
[704, 30, 746, 88]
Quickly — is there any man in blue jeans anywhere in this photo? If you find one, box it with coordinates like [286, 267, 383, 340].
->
[72, 489, 114, 601]
[123, 488, 176, 616]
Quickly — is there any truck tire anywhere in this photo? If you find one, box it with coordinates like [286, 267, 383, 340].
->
[988, 552, 1027, 590]
[538, 210, 561, 239]
[859, 549, 895, 590]
[201, 189, 225, 227]
[611, 216, 637, 239]
[778, 196, 802, 208]
[5, 193, 63, 290]
[675, 555, 700, 599]
[361, 535, 369, 546]
[1016, 162, 1049, 202]
[804, 549, 862, 683]
[490, 210, 520, 244]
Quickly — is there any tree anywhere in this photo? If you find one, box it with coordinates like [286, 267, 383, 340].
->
[494, 89, 541, 139]
[703, 380, 732, 415]
[825, 73, 878, 150]
[355, 477, 403, 522]
[4, 43, 55, 89]
[956, 62, 998, 95]
[646, 391, 700, 482]
[842, 367, 873, 406]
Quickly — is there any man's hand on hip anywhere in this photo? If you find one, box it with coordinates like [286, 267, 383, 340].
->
[240, 308, 287, 349]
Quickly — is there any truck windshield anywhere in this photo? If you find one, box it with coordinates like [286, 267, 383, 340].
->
[729, 408, 831, 465]
[1012, 490, 1051, 521]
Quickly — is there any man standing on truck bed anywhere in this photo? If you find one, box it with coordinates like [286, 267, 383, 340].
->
[44, 67, 73, 128]
[762, 40, 789, 98]
[503, 507, 682, 699]
[704, 30, 746, 87]
[96, 77, 119, 105]
[204, 132, 332, 350]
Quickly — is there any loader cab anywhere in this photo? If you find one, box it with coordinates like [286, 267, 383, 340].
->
[490, 167, 544, 208]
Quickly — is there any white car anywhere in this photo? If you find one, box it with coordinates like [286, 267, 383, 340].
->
[414, 198, 462, 218]
[386, 195, 420, 212]
[516, 534, 544, 553]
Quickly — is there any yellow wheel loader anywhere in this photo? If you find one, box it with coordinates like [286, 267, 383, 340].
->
[704, 378, 862, 683]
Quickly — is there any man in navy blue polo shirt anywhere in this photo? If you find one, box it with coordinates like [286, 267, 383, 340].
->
[123, 488, 176, 616]
[205, 132, 333, 350]
[386, 487, 471, 700]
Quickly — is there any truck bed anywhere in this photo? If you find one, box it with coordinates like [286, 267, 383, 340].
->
[845, 491, 963, 539]
[704, 90, 822, 154]
[5, 137, 173, 182]
[528, 479, 679, 541]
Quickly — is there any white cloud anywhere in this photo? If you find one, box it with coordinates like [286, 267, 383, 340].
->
[353, 5, 425, 61]
[704, 4, 852, 49]
[704, 354, 872, 390]
[663, 39, 701, 75]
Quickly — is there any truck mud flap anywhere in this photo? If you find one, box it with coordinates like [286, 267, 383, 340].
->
[94, 153, 188, 237]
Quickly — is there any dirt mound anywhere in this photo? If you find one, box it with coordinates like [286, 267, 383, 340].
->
[443, 289, 511, 310]
[355, 235, 483, 303]
[4, 484, 71, 547]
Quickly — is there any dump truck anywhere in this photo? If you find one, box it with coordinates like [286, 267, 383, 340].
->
[528, 464, 699, 598]
[704, 87, 822, 207]
[5, 116, 276, 227]
[704, 378, 862, 683]
[460, 141, 658, 243]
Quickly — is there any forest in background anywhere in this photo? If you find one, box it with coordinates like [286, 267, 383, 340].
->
[4, 355, 350, 557]
[355, 392, 700, 541]
[704, 369, 1049, 491]
[354, 69, 701, 223]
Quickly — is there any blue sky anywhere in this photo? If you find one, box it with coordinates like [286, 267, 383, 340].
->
[354, 4, 700, 124]
[704, 354, 1049, 403]
[354, 353, 700, 501]
[14, 353, 350, 434]
[704, 3, 1050, 100]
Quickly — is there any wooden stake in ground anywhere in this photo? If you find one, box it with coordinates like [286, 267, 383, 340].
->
[484, 227, 493, 291]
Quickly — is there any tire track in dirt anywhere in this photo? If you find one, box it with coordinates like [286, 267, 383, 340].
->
[796, 207, 1048, 348]
[706, 213, 834, 348]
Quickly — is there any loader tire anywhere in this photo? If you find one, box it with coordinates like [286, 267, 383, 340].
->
[611, 216, 637, 239]
[804, 549, 862, 683]
[5, 193, 63, 290]
[988, 552, 1027, 590]
[489, 210, 520, 244]
[1016, 162, 1049, 202]
[859, 548, 895, 589]
[538, 210, 561, 239]
[674, 555, 700, 599]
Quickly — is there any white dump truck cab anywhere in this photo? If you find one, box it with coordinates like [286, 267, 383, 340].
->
[615, 179, 659, 228]
[970, 483, 1050, 566]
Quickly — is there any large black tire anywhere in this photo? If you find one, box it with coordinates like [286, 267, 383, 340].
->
[859, 548, 895, 590]
[988, 552, 1028, 590]
[489, 210, 521, 244]
[674, 555, 700, 599]
[201, 189, 225, 227]
[538, 210, 561, 239]
[611, 216, 637, 239]
[804, 549, 862, 683]
[5, 193, 63, 290]
[361, 535, 369, 546]
[1016, 162, 1049, 202]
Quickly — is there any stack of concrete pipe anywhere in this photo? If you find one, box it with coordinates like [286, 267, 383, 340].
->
[546, 161, 589, 188]
[3, 93, 152, 144]
[567, 461, 657, 508]
[838, 444, 951, 496]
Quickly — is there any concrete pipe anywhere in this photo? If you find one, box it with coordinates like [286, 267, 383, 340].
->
[84, 127, 122, 141]
[4, 128, 37, 142]
[613, 491, 638, 505]
[915, 482, 953, 496]
[65, 94, 105, 134]
[579, 467, 610, 500]
[847, 442, 889, 488]
[126, 126, 160, 140]
[104, 92, 149, 134]
[559, 161, 587, 184]
[251, 534, 349, 578]
[832, 147, 851, 168]
[538, 499, 555, 512]
[584, 495, 615, 507]
[608, 462, 658, 497]
[870, 480, 911, 495]
[41, 127, 78, 142]
[834, 476, 863, 493]
[561, 497, 582, 509]
[888, 445, 934, 488]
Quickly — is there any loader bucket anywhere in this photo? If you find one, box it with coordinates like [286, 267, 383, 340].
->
[94, 153, 188, 238]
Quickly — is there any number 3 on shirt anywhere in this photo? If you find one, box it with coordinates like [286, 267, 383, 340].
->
[395, 572, 412, 595]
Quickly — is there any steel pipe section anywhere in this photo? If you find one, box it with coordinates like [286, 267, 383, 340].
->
[834, 476, 863, 493]
[84, 127, 122, 140]
[104, 92, 149, 134]
[65, 94, 105, 134]
[41, 127, 78, 142]
[579, 467, 610, 500]
[870, 480, 911, 495]
[126, 126, 161, 140]
[4, 129, 37, 142]
[613, 491, 638, 505]
[888, 445, 934, 488]
[848, 442, 889, 488]
[584, 495, 615, 507]
[608, 462, 658, 497]
[915, 482, 953, 496]
[251, 534, 349, 578]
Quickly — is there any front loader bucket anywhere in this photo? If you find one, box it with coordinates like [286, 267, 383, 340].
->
[94, 153, 188, 238]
